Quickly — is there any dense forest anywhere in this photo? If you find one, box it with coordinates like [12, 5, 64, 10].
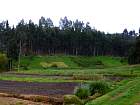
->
[0, 16, 138, 63]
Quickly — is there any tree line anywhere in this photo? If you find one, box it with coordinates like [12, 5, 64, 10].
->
[128, 35, 140, 64]
[0, 16, 137, 60]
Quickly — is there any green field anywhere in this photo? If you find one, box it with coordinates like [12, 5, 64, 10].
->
[15, 64, 140, 77]
[2, 55, 140, 105]
[19, 55, 126, 69]
[16, 55, 132, 76]
[86, 78, 140, 105]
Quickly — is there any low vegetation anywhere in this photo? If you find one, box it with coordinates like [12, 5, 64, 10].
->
[86, 78, 140, 105]
[75, 85, 90, 99]
[19, 55, 125, 70]
[40, 62, 68, 69]
[0, 53, 8, 72]
[0, 75, 86, 83]
[15, 56, 140, 105]
[64, 95, 84, 105]
[15, 64, 140, 78]
[89, 81, 110, 95]
[0, 55, 140, 105]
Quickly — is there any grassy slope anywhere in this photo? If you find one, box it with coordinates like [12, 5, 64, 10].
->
[6, 55, 140, 105]
[2, 65, 140, 83]
[0, 55, 129, 83]
[16, 65, 140, 77]
[86, 78, 140, 105]
[20, 55, 79, 69]
[20, 55, 125, 69]
[0, 75, 86, 83]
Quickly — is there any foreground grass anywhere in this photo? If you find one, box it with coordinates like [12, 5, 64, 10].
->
[86, 78, 140, 105]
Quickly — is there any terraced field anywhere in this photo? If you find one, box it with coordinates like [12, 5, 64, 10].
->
[86, 78, 140, 105]
[0, 56, 140, 105]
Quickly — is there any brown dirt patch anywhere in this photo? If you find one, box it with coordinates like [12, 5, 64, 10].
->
[0, 96, 49, 105]
[0, 93, 63, 105]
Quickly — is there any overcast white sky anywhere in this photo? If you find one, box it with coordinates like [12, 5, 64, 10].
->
[0, 0, 140, 33]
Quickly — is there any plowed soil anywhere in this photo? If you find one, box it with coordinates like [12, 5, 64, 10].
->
[0, 80, 79, 96]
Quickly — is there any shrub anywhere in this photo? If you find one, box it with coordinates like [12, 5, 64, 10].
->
[75, 85, 90, 99]
[63, 95, 83, 105]
[0, 53, 8, 72]
[89, 81, 110, 95]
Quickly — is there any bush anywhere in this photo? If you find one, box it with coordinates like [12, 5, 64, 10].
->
[75, 85, 90, 99]
[89, 81, 110, 95]
[63, 95, 83, 105]
[0, 53, 8, 72]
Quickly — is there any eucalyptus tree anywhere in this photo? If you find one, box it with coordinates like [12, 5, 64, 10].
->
[128, 36, 140, 64]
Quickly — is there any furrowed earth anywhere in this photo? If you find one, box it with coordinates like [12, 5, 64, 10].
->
[0, 80, 78, 95]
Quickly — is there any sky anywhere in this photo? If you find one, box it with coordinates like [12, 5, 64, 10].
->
[0, 0, 140, 33]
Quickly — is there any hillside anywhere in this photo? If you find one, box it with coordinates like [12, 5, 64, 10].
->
[19, 55, 126, 70]
[87, 78, 140, 105]
[1, 55, 140, 105]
